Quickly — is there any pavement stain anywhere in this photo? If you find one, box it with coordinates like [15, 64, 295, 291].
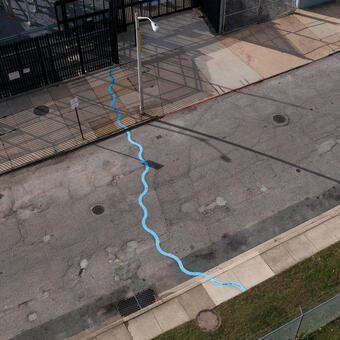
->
[199, 196, 229, 216]
[1, 43, 340, 340]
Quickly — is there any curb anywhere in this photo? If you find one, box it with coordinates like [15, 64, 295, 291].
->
[68, 205, 340, 340]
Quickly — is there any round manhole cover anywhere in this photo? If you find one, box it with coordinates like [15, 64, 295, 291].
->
[272, 113, 289, 126]
[91, 205, 105, 215]
[195, 310, 220, 332]
[33, 105, 49, 116]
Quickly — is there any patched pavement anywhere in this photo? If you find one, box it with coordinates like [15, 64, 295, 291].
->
[0, 52, 340, 339]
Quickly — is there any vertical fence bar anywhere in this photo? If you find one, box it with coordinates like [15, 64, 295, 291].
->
[109, 0, 119, 63]
[47, 34, 59, 82]
[61, 0, 69, 32]
[219, 0, 226, 34]
[14, 43, 26, 91]
[294, 306, 304, 340]
[121, 0, 127, 31]
[75, 27, 86, 74]
[35, 38, 48, 85]
[0, 45, 9, 98]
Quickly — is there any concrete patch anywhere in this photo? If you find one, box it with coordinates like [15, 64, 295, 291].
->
[203, 270, 242, 305]
[177, 285, 215, 319]
[152, 298, 190, 332]
[285, 234, 318, 262]
[260, 244, 296, 274]
[233, 255, 275, 289]
[317, 139, 337, 154]
[194, 46, 262, 91]
[127, 311, 162, 340]
[221, 37, 309, 79]
[96, 324, 132, 340]
[308, 22, 340, 40]
[305, 221, 339, 250]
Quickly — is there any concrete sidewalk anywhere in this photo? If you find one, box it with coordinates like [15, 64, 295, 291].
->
[1, 2, 340, 175]
[69, 205, 340, 340]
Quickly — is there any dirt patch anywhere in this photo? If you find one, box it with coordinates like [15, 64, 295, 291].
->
[195, 310, 220, 332]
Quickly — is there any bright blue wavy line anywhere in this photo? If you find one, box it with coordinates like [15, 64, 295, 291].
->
[108, 67, 246, 292]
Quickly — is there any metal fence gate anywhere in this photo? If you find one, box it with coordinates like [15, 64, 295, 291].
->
[55, 0, 194, 32]
[0, 18, 119, 99]
[120, 0, 193, 26]
[1, 0, 194, 99]
[222, 0, 296, 33]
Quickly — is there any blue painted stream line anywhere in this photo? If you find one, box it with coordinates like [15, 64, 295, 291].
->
[108, 67, 246, 292]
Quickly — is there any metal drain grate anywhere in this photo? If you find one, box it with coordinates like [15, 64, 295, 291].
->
[136, 288, 156, 308]
[117, 289, 156, 317]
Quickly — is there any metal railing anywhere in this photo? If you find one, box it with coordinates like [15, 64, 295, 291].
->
[259, 293, 340, 340]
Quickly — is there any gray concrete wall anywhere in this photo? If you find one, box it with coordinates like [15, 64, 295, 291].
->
[297, 0, 333, 8]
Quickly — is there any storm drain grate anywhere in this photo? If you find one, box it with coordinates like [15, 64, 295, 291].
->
[136, 288, 156, 308]
[117, 289, 156, 317]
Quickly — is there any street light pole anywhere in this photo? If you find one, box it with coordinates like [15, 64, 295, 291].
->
[135, 12, 144, 116]
[23, 0, 32, 26]
[134, 12, 160, 116]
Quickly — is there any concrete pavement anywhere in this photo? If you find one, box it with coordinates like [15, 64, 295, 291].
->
[2, 52, 340, 339]
[1, 2, 340, 174]
[1, 2, 340, 339]
[71, 205, 340, 340]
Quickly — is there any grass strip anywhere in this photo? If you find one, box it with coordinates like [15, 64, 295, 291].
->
[154, 241, 340, 340]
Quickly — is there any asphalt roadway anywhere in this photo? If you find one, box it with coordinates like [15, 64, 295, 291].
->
[1, 53, 340, 339]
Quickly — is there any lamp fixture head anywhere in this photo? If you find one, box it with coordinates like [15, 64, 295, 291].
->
[150, 21, 160, 32]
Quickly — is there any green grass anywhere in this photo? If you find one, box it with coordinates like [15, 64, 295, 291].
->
[154, 241, 340, 340]
[303, 317, 340, 340]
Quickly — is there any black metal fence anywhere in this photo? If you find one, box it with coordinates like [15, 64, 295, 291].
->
[55, 0, 194, 32]
[1, 0, 194, 99]
[120, 0, 193, 26]
[55, 0, 113, 31]
[0, 18, 118, 99]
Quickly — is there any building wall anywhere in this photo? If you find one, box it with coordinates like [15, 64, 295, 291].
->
[297, 0, 333, 8]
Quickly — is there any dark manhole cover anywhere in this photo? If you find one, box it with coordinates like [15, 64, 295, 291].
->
[196, 310, 220, 332]
[91, 204, 105, 215]
[272, 113, 289, 126]
[33, 105, 49, 116]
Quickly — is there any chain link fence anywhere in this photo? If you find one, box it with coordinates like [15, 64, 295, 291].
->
[222, 0, 296, 33]
[259, 293, 340, 340]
